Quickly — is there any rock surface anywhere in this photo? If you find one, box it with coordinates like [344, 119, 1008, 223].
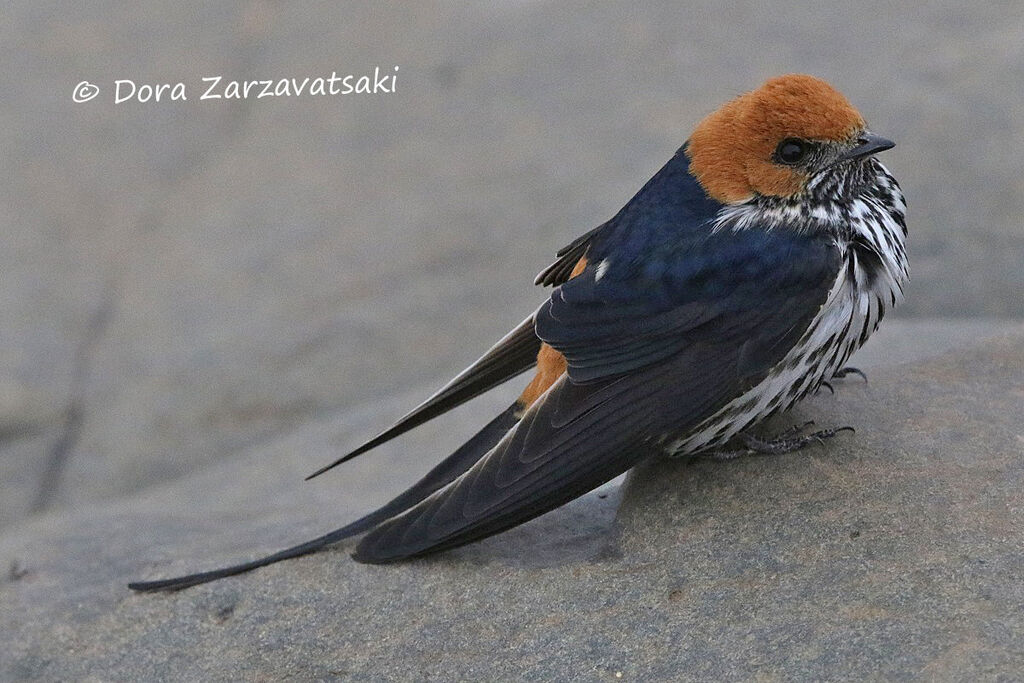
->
[1, 331, 1022, 680]
[3, 0, 1024, 530]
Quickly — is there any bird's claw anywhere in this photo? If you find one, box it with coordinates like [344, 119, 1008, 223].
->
[833, 366, 867, 382]
[777, 420, 815, 438]
[705, 422, 854, 461]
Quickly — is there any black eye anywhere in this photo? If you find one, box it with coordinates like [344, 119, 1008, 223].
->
[776, 138, 808, 165]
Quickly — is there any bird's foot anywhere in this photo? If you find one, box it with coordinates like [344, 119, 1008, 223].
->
[833, 366, 867, 382]
[706, 422, 854, 461]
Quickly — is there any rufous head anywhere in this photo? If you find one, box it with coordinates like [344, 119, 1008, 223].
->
[686, 74, 893, 203]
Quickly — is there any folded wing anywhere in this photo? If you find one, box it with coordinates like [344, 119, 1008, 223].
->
[354, 229, 842, 562]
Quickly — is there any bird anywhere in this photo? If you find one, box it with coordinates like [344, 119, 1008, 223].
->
[129, 74, 907, 592]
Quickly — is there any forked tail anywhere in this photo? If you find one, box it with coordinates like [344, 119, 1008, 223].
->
[129, 404, 520, 591]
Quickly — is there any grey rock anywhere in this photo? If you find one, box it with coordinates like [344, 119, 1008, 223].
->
[1, 332, 1022, 680]
[846, 318, 1023, 371]
[617, 333, 1024, 680]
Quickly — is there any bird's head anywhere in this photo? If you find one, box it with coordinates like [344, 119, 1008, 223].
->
[686, 74, 894, 204]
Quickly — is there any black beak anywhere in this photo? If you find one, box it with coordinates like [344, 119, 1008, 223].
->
[840, 132, 895, 162]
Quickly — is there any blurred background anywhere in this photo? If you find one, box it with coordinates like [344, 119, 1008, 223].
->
[2, 1, 1022, 530]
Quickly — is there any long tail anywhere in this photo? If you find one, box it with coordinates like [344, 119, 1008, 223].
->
[129, 404, 520, 592]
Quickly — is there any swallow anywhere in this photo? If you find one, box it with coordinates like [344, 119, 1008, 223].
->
[130, 74, 907, 591]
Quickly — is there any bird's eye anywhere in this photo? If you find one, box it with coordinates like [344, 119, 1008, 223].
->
[776, 138, 808, 165]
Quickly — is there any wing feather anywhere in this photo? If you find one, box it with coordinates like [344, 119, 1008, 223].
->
[353, 230, 842, 562]
[306, 312, 542, 479]
[534, 222, 609, 286]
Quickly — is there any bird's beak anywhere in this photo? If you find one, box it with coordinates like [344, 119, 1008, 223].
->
[840, 132, 895, 162]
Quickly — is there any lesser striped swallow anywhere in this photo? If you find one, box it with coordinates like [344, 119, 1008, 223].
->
[130, 74, 906, 591]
